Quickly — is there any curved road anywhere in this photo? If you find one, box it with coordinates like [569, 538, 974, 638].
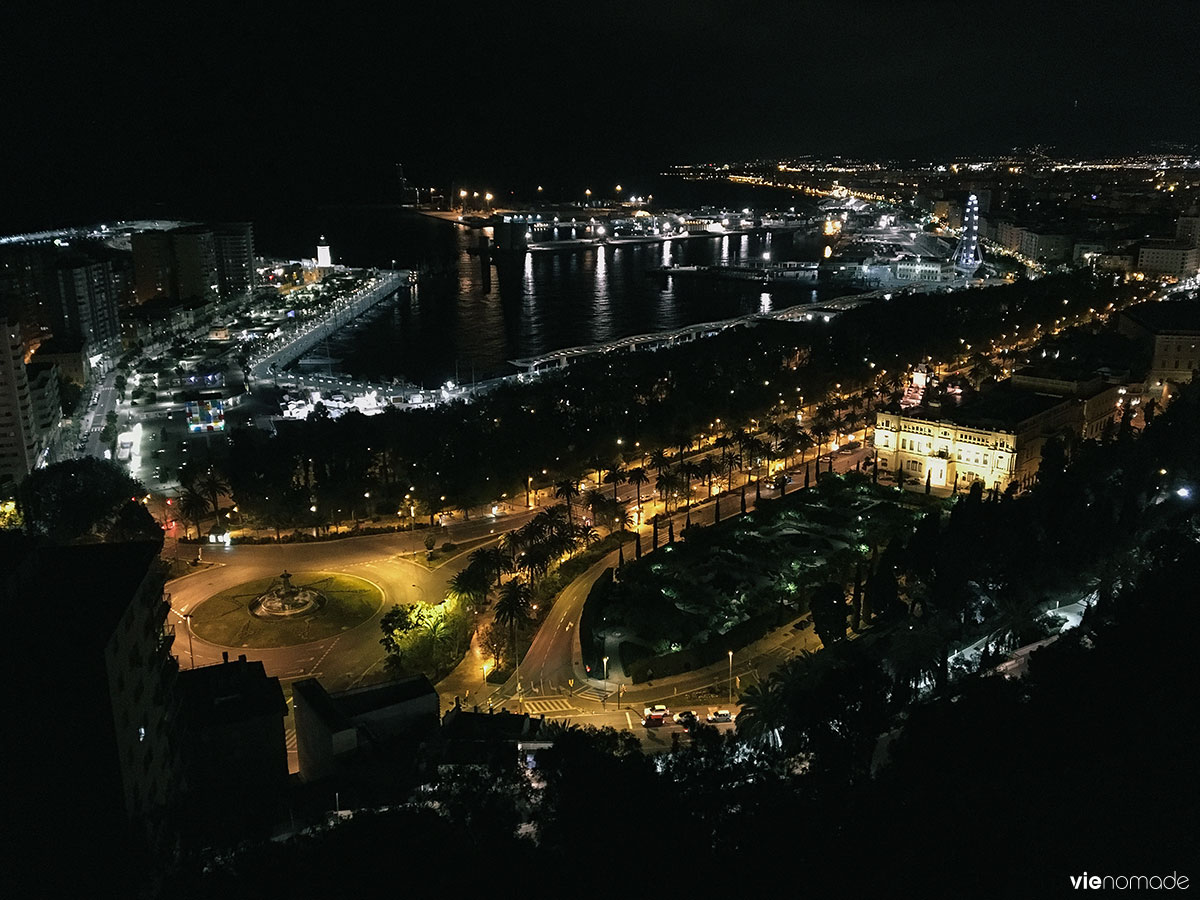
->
[167, 512, 532, 689]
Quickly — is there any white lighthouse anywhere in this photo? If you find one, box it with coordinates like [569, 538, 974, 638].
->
[316, 236, 332, 269]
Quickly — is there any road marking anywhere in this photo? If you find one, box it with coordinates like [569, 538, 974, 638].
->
[523, 697, 576, 714]
[625, 712, 632, 728]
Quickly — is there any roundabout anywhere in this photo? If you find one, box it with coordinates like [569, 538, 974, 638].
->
[187, 570, 384, 649]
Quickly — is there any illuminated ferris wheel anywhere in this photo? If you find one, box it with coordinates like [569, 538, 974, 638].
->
[954, 193, 984, 275]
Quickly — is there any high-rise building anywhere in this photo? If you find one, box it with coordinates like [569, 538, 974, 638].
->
[0, 244, 52, 351]
[6, 538, 178, 891]
[26, 360, 62, 442]
[212, 222, 256, 299]
[132, 225, 222, 306]
[48, 253, 123, 351]
[131, 229, 174, 304]
[169, 226, 219, 304]
[0, 306, 42, 487]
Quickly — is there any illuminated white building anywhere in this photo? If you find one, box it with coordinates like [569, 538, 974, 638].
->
[1137, 241, 1200, 278]
[316, 237, 332, 269]
[875, 376, 1121, 494]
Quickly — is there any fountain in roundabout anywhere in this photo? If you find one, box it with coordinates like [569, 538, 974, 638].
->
[249, 570, 326, 619]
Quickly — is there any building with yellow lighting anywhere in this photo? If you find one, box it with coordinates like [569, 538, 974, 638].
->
[875, 374, 1122, 494]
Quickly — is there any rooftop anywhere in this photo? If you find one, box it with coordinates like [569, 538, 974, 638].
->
[176, 655, 286, 726]
[31, 540, 164, 645]
[1121, 299, 1200, 335]
[887, 380, 1068, 431]
[293, 674, 437, 734]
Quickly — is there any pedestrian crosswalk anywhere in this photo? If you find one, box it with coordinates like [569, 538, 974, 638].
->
[521, 697, 577, 715]
[572, 686, 612, 702]
[285, 728, 297, 750]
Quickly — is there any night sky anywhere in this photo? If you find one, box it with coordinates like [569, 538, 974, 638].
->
[4, 1, 1198, 231]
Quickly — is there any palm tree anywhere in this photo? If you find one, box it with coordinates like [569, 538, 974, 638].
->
[698, 456, 718, 495]
[500, 530, 525, 580]
[816, 400, 837, 428]
[811, 423, 832, 460]
[494, 578, 532, 630]
[609, 504, 632, 534]
[469, 546, 505, 592]
[195, 466, 231, 527]
[422, 613, 450, 677]
[793, 428, 815, 466]
[178, 488, 210, 540]
[734, 427, 755, 460]
[723, 451, 742, 490]
[744, 437, 768, 484]
[734, 681, 786, 748]
[603, 464, 627, 501]
[582, 488, 608, 524]
[679, 460, 703, 507]
[713, 434, 733, 471]
[766, 420, 788, 454]
[648, 448, 671, 476]
[448, 566, 489, 612]
[554, 479, 580, 524]
[627, 466, 649, 510]
[655, 467, 676, 502]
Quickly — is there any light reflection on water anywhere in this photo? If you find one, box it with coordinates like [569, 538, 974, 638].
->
[299, 213, 830, 386]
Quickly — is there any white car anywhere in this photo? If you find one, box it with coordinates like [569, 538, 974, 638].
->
[643, 704, 669, 719]
[706, 709, 732, 723]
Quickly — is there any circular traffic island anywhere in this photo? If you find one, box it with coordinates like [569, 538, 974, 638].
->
[189, 571, 383, 649]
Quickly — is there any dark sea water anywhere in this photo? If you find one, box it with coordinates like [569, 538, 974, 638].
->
[256, 177, 844, 386]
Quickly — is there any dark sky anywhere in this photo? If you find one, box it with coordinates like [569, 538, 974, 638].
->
[4, 1, 1198, 231]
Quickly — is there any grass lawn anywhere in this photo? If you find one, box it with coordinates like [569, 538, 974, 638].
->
[189, 571, 384, 649]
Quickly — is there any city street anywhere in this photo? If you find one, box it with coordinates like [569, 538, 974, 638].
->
[166, 519, 516, 771]
[478, 442, 873, 714]
[164, 432, 873, 771]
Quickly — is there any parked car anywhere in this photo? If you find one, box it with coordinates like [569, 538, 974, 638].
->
[672, 710, 697, 725]
[707, 709, 733, 723]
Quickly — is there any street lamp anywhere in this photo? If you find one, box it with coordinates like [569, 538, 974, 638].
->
[602, 655, 609, 706]
[728, 650, 733, 704]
